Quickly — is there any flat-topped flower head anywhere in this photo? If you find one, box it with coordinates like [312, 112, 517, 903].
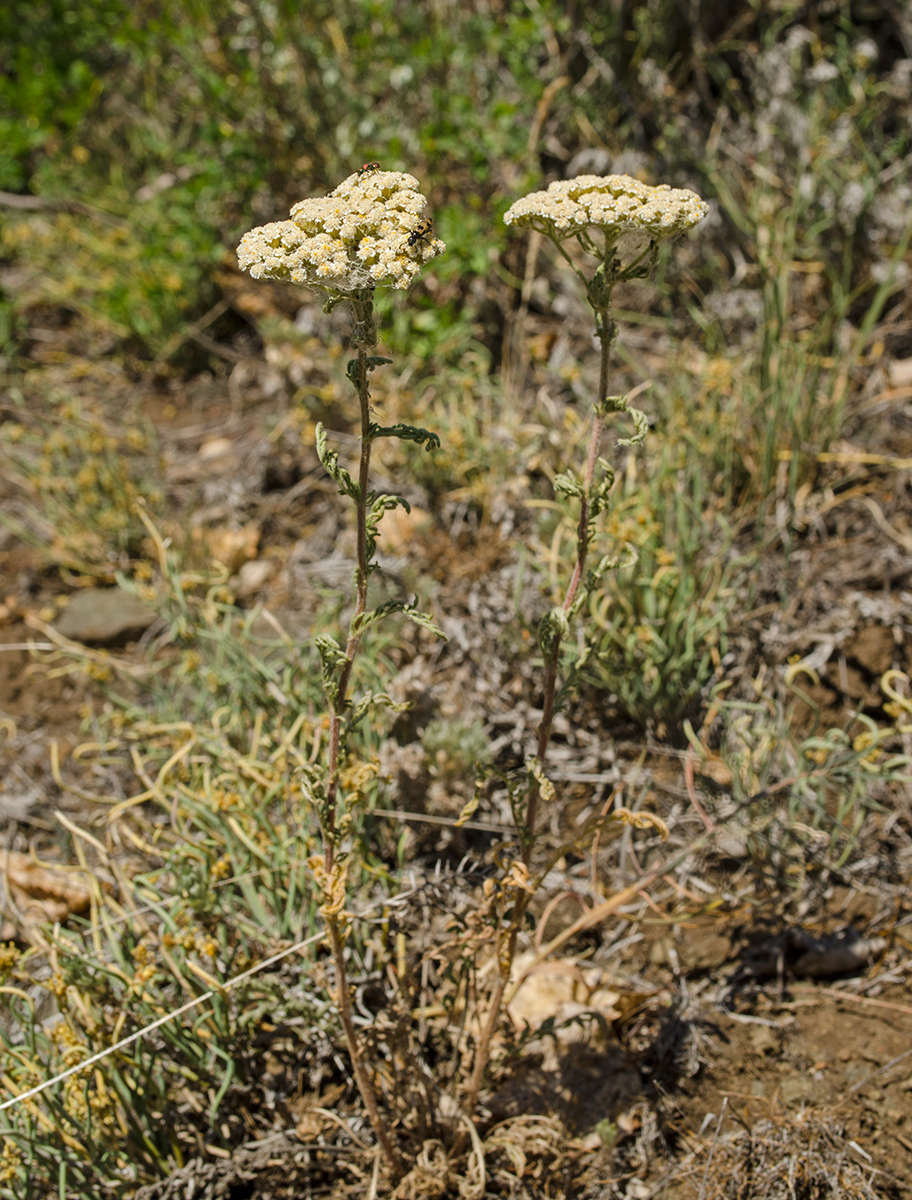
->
[504, 174, 708, 245]
[237, 170, 445, 294]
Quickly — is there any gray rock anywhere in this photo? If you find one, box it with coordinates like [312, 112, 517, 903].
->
[55, 588, 157, 645]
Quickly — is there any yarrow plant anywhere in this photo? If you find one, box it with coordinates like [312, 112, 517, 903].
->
[239, 168, 445, 1176]
[455, 174, 708, 1129]
[503, 174, 708, 784]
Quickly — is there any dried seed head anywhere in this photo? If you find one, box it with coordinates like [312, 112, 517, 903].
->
[237, 170, 445, 293]
[504, 173, 708, 243]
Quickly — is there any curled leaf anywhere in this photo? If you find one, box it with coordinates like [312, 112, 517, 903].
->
[617, 405, 649, 447]
[538, 606, 570, 661]
[554, 470, 584, 500]
[353, 599, 445, 640]
[315, 634, 348, 708]
[367, 422, 441, 451]
[346, 355, 392, 385]
[315, 423, 358, 499]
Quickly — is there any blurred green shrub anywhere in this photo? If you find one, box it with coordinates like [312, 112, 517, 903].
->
[0, 0, 565, 357]
[4, 0, 908, 375]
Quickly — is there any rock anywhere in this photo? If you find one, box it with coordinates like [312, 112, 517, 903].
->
[234, 558, 276, 596]
[197, 436, 235, 461]
[780, 1074, 816, 1103]
[888, 356, 912, 388]
[191, 521, 260, 572]
[749, 1024, 779, 1055]
[55, 588, 156, 645]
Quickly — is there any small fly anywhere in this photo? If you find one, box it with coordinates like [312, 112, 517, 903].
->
[357, 161, 382, 175]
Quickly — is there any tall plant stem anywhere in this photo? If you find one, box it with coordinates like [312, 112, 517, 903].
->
[324, 337, 372, 863]
[319, 299, 403, 1177]
[457, 935, 514, 1142]
[325, 916, 403, 1175]
[459, 303, 613, 1142]
[529, 303, 611, 831]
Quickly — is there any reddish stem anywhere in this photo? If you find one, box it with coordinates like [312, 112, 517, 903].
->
[324, 332, 373, 868]
[319, 303, 401, 1176]
[458, 304, 614, 1145]
[529, 307, 611, 837]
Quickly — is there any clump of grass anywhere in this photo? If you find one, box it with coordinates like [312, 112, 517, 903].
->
[0, 542, 343, 1197]
[0, 389, 161, 575]
[698, 667, 912, 887]
[685, 22, 912, 502]
[691, 1108, 882, 1200]
[581, 446, 743, 736]
[0, 859, 327, 1199]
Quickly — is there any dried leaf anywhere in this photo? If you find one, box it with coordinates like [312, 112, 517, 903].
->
[1, 850, 93, 940]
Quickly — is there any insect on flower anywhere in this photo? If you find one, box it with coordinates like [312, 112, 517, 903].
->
[357, 161, 382, 175]
[407, 217, 433, 247]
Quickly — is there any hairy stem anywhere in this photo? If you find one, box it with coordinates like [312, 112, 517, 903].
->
[530, 304, 611, 829]
[320, 297, 401, 1175]
[325, 311, 374, 864]
[458, 302, 615, 1144]
[327, 915, 404, 1174]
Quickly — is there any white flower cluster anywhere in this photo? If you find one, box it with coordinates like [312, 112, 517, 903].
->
[237, 170, 444, 293]
[504, 174, 708, 242]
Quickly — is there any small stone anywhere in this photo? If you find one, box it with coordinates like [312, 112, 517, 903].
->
[626, 1183, 650, 1200]
[888, 356, 912, 388]
[234, 559, 276, 596]
[749, 1024, 778, 1055]
[648, 937, 671, 966]
[780, 1075, 814, 1103]
[55, 588, 156, 645]
[699, 756, 733, 788]
[198, 436, 234, 461]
